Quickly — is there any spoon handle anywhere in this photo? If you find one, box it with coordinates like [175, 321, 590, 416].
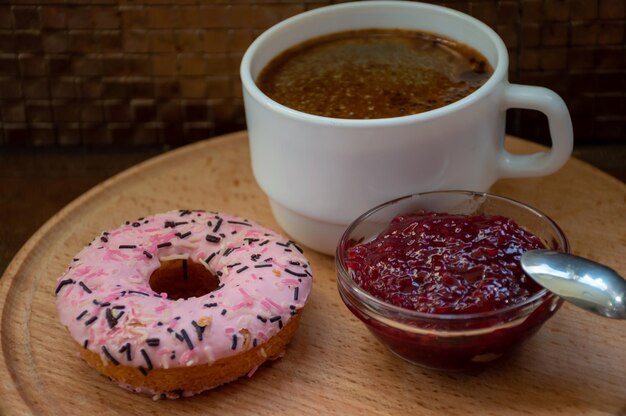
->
[522, 250, 626, 320]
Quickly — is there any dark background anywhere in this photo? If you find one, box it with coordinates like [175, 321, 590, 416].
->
[0, 0, 624, 147]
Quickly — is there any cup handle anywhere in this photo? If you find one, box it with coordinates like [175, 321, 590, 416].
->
[498, 83, 574, 178]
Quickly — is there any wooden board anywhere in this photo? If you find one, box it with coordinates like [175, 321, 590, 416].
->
[1, 131, 625, 415]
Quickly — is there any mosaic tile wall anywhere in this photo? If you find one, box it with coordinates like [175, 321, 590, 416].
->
[0, 0, 624, 147]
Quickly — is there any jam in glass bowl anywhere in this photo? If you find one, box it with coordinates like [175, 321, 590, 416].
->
[336, 191, 569, 371]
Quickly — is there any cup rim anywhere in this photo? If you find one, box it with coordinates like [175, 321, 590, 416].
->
[240, 0, 510, 126]
[335, 190, 570, 321]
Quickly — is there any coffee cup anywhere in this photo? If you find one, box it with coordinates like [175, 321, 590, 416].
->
[240, 1, 573, 255]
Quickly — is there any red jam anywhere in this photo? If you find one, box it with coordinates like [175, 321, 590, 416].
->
[346, 212, 545, 314]
[341, 212, 561, 370]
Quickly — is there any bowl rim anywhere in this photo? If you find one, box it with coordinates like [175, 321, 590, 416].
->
[335, 190, 570, 322]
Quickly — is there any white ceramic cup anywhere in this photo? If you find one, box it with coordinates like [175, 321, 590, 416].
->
[240, 1, 573, 255]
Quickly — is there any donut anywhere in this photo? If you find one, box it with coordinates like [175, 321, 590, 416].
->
[55, 210, 313, 399]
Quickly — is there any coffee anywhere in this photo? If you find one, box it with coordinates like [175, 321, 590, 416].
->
[256, 29, 492, 119]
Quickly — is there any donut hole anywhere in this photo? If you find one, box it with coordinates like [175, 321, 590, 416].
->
[149, 259, 220, 300]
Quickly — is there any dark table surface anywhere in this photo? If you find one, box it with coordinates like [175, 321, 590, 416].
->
[1, 140, 625, 276]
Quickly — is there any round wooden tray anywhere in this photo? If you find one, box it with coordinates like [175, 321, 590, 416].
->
[1, 132, 624, 415]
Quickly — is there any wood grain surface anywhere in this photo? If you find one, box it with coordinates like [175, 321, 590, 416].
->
[1, 131, 625, 415]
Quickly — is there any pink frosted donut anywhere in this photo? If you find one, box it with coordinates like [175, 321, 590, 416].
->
[55, 210, 313, 398]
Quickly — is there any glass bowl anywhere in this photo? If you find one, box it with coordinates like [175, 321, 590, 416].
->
[336, 191, 569, 371]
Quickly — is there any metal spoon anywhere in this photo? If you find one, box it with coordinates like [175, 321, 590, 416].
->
[521, 250, 626, 320]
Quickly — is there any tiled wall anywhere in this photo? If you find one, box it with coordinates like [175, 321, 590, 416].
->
[0, 0, 624, 147]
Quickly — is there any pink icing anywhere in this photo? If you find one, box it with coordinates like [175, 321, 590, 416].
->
[55, 210, 313, 374]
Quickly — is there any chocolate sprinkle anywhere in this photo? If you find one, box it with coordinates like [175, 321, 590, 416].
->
[294, 287, 300, 301]
[141, 349, 153, 370]
[128, 290, 150, 297]
[191, 320, 205, 341]
[139, 366, 148, 376]
[112, 305, 125, 309]
[132, 222, 140, 227]
[76, 310, 88, 320]
[236, 266, 249, 273]
[290, 241, 304, 253]
[78, 281, 92, 294]
[143, 250, 153, 259]
[253, 338, 258, 347]
[119, 244, 137, 249]
[85, 316, 97, 326]
[204, 303, 218, 308]
[167, 328, 185, 341]
[146, 338, 160, 347]
[167, 328, 184, 342]
[100, 236, 108, 243]
[213, 218, 223, 233]
[259, 240, 270, 246]
[206, 234, 221, 243]
[180, 329, 194, 350]
[55, 278, 74, 295]
[105, 308, 118, 328]
[256, 315, 267, 323]
[176, 231, 191, 239]
[269, 316, 281, 323]
[228, 220, 252, 227]
[221, 309, 227, 316]
[231, 334, 238, 350]
[83, 340, 89, 348]
[119, 343, 132, 361]
[102, 346, 120, 366]
[285, 268, 307, 277]
[205, 252, 217, 264]
[227, 262, 242, 269]
[254, 264, 272, 268]
[157, 242, 172, 248]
